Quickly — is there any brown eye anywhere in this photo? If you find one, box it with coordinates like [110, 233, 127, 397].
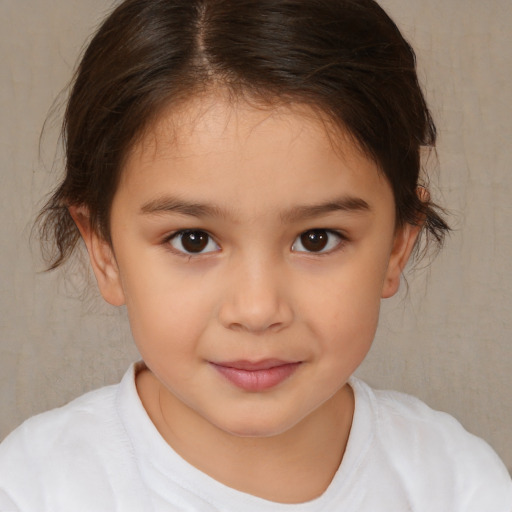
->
[300, 230, 328, 252]
[292, 229, 342, 253]
[169, 230, 219, 254]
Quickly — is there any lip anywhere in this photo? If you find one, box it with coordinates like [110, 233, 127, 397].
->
[210, 359, 302, 392]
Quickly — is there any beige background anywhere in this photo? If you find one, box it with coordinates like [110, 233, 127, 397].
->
[1, 0, 511, 473]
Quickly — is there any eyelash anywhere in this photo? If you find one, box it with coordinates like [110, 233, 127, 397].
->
[163, 229, 347, 256]
[291, 229, 346, 254]
[164, 230, 220, 256]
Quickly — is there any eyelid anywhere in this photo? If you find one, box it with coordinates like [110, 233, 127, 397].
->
[165, 229, 220, 256]
[161, 228, 346, 257]
[291, 229, 347, 254]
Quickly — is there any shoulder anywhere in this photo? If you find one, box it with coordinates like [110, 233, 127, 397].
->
[0, 367, 145, 510]
[350, 378, 512, 510]
[0, 383, 120, 483]
[0, 383, 119, 459]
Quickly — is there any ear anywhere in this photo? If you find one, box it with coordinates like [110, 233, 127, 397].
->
[69, 206, 125, 306]
[381, 222, 421, 299]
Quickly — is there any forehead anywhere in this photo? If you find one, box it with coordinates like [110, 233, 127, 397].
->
[118, 94, 392, 218]
[130, 96, 345, 164]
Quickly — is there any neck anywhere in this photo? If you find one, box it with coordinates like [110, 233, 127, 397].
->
[137, 369, 354, 504]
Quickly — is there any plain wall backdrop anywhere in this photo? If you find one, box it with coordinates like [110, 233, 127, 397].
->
[1, 0, 511, 473]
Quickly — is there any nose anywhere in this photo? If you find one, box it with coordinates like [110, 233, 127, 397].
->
[218, 256, 294, 334]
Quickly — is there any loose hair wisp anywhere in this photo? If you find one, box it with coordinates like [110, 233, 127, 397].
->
[38, 0, 449, 269]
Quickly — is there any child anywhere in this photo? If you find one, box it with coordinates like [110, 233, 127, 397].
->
[1, 0, 511, 509]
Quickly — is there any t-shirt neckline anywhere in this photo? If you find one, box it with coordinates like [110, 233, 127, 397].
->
[116, 362, 376, 511]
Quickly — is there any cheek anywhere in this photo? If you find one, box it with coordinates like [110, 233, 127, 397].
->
[312, 288, 380, 389]
[120, 264, 214, 359]
[319, 293, 380, 361]
[300, 252, 386, 356]
[308, 256, 385, 320]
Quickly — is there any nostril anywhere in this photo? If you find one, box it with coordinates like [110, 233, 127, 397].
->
[220, 300, 292, 334]
[226, 320, 284, 334]
[218, 268, 294, 333]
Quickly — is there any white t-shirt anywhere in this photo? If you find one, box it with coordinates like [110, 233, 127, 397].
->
[0, 363, 510, 511]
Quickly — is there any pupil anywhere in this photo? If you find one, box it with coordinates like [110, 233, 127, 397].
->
[301, 230, 328, 252]
[182, 231, 208, 253]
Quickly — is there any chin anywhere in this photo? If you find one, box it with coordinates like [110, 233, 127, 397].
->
[211, 411, 303, 439]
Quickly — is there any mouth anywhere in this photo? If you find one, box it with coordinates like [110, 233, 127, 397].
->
[210, 359, 302, 392]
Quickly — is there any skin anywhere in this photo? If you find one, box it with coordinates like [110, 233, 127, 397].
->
[71, 94, 420, 503]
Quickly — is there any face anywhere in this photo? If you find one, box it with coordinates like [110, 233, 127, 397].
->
[76, 95, 417, 439]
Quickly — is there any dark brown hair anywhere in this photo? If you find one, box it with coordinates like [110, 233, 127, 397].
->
[38, 0, 449, 268]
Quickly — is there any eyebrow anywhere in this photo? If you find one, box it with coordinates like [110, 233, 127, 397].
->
[140, 195, 371, 221]
[140, 197, 229, 219]
[280, 196, 371, 222]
